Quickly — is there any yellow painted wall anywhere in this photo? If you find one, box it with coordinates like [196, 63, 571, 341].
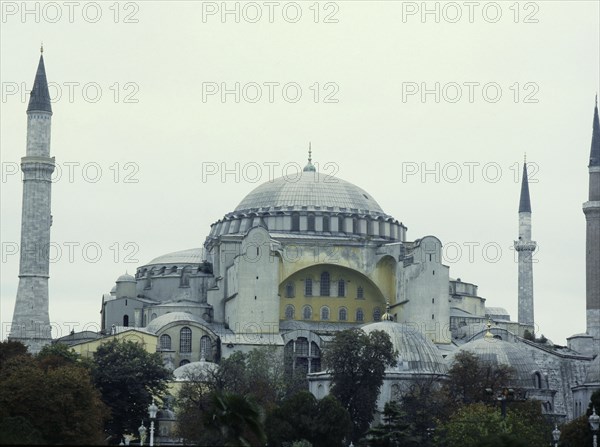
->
[70, 330, 158, 358]
[279, 264, 388, 323]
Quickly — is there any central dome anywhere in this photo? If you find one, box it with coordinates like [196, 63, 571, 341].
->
[235, 169, 387, 216]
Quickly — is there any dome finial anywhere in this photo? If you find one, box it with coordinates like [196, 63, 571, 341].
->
[484, 319, 494, 339]
[40, 42, 43, 53]
[381, 301, 394, 321]
[303, 142, 316, 172]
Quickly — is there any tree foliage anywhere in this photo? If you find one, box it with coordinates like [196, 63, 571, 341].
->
[0, 341, 107, 445]
[323, 328, 397, 441]
[265, 391, 351, 447]
[91, 339, 171, 444]
[559, 390, 600, 447]
[444, 351, 516, 404]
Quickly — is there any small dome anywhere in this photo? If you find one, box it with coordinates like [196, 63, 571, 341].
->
[116, 272, 135, 283]
[146, 312, 206, 333]
[110, 285, 117, 295]
[585, 355, 600, 384]
[147, 248, 203, 266]
[447, 337, 540, 389]
[361, 321, 447, 374]
[173, 360, 218, 380]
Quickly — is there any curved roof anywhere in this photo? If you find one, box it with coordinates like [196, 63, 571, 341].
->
[147, 248, 203, 266]
[116, 272, 135, 283]
[361, 321, 447, 374]
[146, 311, 206, 333]
[234, 170, 388, 216]
[446, 337, 540, 389]
[585, 355, 600, 384]
[173, 360, 218, 381]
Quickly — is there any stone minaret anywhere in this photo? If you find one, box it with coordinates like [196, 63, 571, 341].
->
[515, 160, 536, 336]
[9, 49, 55, 353]
[583, 97, 600, 345]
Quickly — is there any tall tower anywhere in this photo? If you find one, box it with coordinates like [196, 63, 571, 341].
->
[583, 97, 600, 345]
[9, 49, 55, 353]
[515, 160, 536, 336]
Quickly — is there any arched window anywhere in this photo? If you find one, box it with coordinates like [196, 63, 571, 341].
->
[170, 266, 178, 274]
[180, 327, 192, 353]
[323, 216, 330, 232]
[151, 313, 157, 321]
[373, 308, 382, 322]
[320, 272, 330, 296]
[285, 305, 295, 320]
[339, 307, 347, 321]
[296, 337, 309, 355]
[356, 308, 364, 322]
[285, 282, 295, 298]
[338, 279, 345, 297]
[391, 384, 400, 401]
[379, 219, 386, 237]
[180, 266, 191, 287]
[123, 315, 129, 327]
[179, 359, 190, 367]
[305, 278, 313, 296]
[303, 305, 312, 320]
[200, 335, 211, 359]
[357, 286, 364, 299]
[352, 217, 359, 234]
[307, 214, 315, 231]
[310, 342, 320, 357]
[321, 306, 330, 320]
[533, 372, 543, 389]
[159, 334, 172, 350]
[291, 213, 300, 231]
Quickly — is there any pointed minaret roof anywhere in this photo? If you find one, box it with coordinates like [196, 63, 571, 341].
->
[590, 95, 600, 167]
[519, 159, 531, 213]
[27, 49, 52, 114]
[303, 142, 316, 172]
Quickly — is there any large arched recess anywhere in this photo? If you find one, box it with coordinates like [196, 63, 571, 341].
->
[278, 264, 388, 324]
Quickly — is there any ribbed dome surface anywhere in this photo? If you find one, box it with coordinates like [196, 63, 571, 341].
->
[147, 248, 203, 266]
[146, 312, 205, 333]
[362, 321, 448, 374]
[235, 170, 387, 216]
[446, 337, 540, 389]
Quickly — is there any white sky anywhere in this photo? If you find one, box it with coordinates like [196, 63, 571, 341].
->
[0, 1, 598, 345]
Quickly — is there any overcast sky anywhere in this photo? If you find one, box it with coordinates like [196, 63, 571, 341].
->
[1, 1, 598, 345]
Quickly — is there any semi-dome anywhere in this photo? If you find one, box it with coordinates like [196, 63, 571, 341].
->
[446, 336, 540, 389]
[585, 355, 600, 384]
[146, 311, 206, 333]
[235, 169, 388, 216]
[362, 321, 448, 374]
[147, 248, 204, 266]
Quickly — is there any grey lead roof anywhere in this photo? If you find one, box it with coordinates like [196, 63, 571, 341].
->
[518, 162, 532, 213]
[235, 170, 387, 215]
[27, 54, 52, 113]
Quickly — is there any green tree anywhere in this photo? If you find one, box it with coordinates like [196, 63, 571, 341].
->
[265, 391, 350, 447]
[361, 401, 421, 447]
[559, 390, 600, 447]
[323, 328, 397, 441]
[435, 401, 552, 447]
[444, 351, 515, 405]
[91, 339, 171, 444]
[0, 344, 107, 445]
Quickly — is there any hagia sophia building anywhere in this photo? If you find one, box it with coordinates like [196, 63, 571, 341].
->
[9, 51, 600, 424]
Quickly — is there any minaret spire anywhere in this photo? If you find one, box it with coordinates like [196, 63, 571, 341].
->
[515, 157, 536, 336]
[9, 50, 56, 353]
[518, 158, 532, 213]
[583, 96, 600, 349]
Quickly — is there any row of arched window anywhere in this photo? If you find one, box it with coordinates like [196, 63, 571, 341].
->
[285, 273, 364, 298]
[285, 305, 381, 322]
[290, 213, 393, 236]
[284, 337, 321, 374]
[159, 329, 212, 357]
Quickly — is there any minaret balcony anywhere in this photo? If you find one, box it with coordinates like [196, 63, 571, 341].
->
[514, 241, 537, 252]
